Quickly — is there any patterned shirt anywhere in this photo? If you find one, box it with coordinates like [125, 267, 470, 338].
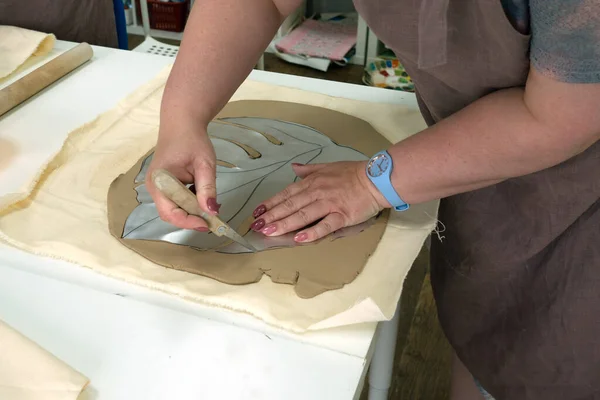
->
[501, 0, 600, 83]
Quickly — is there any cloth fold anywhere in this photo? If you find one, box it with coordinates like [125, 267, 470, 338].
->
[0, 319, 89, 400]
[0, 26, 55, 80]
[0, 66, 436, 332]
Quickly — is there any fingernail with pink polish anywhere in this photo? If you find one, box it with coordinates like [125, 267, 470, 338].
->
[207, 197, 221, 213]
[253, 204, 267, 218]
[291, 163, 304, 167]
[262, 224, 277, 236]
[251, 218, 265, 231]
[194, 227, 210, 232]
[294, 232, 308, 242]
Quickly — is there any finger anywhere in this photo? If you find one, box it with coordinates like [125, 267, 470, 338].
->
[260, 201, 329, 236]
[153, 190, 208, 230]
[292, 163, 327, 179]
[294, 212, 345, 243]
[255, 189, 318, 227]
[252, 164, 326, 218]
[193, 159, 219, 214]
[260, 180, 308, 210]
[145, 166, 207, 230]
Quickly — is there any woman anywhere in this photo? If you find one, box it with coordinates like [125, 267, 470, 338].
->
[146, 1, 600, 398]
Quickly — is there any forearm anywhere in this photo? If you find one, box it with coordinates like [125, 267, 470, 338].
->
[389, 87, 598, 204]
[159, 0, 296, 133]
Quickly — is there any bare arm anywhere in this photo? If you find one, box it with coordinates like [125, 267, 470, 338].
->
[254, 66, 600, 242]
[388, 67, 600, 204]
[147, 0, 302, 230]
[160, 0, 303, 128]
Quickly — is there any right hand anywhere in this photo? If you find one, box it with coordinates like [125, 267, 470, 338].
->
[145, 127, 219, 231]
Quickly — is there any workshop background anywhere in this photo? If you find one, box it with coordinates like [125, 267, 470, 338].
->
[2, 0, 452, 397]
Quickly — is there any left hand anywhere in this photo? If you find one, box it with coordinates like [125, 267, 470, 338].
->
[250, 161, 391, 243]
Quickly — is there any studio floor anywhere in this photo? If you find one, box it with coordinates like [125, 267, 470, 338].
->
[129, 34, 453, 400]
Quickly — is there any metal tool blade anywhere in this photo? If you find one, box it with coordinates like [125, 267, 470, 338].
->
[220, 226, 257, 253]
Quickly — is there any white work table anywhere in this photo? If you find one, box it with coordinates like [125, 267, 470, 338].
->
[0, 41, 420, 400]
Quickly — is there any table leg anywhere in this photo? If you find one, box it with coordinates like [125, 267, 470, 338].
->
[368, 301, 400, 400]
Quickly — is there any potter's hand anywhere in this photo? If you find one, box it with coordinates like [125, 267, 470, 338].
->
[146, 128, 218, 231]
[251, 161, 391, 242]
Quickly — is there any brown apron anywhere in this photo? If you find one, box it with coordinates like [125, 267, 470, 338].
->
[353, 1, 600, 399]
[0, 0, 118, 48]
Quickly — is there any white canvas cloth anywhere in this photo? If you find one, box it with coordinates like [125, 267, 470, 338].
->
[0, 26, 55, 80]
[0, 66, 437, 332]
[0, 319, 89, 400]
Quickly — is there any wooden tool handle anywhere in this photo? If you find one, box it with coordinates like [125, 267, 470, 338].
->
[0, 42, 94, 117]
[151, 169, 229, 237]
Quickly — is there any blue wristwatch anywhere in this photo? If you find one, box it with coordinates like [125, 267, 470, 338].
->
[365, 150, 409, 211]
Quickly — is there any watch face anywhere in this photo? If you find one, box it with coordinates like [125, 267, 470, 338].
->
[367, 153, 390, 177]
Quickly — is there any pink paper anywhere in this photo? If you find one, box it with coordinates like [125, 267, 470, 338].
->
[275, 19, 357, 61]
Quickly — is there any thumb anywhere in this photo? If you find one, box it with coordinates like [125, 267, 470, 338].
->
[193, 159, 219, 214]
[292, 163, 326, 179]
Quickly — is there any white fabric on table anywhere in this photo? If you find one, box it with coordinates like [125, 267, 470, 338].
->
[0, 66, 436, 332]
[0, 26, 55, 80]
[0, 319, 89, 400]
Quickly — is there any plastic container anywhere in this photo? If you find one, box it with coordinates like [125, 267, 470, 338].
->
[362, 59, 415, 92]
[135, 0, 190, 32]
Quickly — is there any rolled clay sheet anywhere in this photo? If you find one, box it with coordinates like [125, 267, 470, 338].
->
[0, 66, 437, 332]
[107, 102, 392, 299]
[0, 25, 56, 80]
[0, 319, 89, 400]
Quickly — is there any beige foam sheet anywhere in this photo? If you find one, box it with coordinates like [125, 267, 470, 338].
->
[0, 66, 437, 332]
[0, 319, 89, 400]
[0, 25, 55, 81]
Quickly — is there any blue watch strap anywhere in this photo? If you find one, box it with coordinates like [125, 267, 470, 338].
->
[365, 150, 409, 211]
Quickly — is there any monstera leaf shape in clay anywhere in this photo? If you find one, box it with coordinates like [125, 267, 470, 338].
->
[121, 117, 370, 253]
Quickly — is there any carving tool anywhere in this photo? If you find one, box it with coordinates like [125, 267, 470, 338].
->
[151, 169, 257, 252]
[0, 42, 94, 117]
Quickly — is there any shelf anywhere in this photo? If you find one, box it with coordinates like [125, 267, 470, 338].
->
[126, 24, 184, 41]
